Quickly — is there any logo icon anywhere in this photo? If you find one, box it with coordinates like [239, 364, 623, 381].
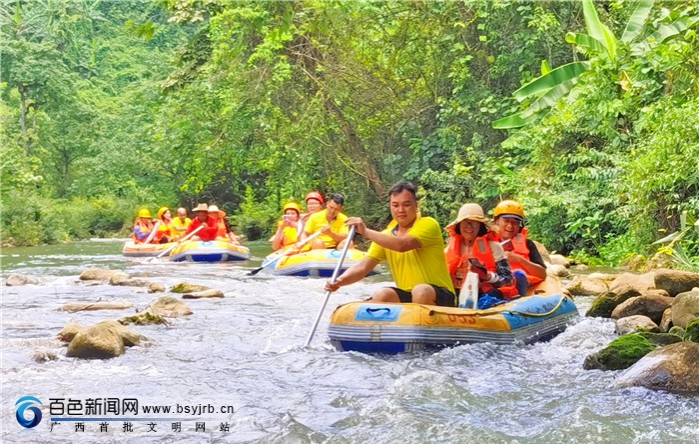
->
[16, 396, 43, 428]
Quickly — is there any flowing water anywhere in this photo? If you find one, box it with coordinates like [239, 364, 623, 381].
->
[1, 241, 697, 443]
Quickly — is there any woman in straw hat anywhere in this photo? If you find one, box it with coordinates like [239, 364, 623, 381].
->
[444, 203, 518, 307]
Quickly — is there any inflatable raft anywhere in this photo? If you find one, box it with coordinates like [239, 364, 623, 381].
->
[169, 240, 250, 262]
[268, 248, 377, 277]
[328, 280, 578, 354]
[122, 241, 176, 257]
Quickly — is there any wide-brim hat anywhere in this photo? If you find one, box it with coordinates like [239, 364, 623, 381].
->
[208, 204, 220, 213]
[446, 203, 490, 232]
[192, 203, 208, 212]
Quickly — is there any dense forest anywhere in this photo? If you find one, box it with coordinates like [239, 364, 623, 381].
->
[1, 0, 697, 269]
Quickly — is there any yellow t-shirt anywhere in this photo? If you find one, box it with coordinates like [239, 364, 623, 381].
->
[304, 209, 349, 248]
[367, 216, 454, 293]
[172, 217, 191, 234]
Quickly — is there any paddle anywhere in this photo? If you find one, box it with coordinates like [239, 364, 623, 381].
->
[143, 221, 162, 244]
[247, 228, 325, 276]
[304, 226, 356, 347]
[148, 224, 205, 262]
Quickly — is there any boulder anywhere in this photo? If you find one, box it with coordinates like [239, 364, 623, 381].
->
[119, 312, 167, 326]
[611, 294, 675, 324]
[66, 321, 141, 359]
[110, 277, 150, 287]
[6, 274, 40, 286]
[659, 308, 673, 332]
[654, 269, 699, 297]
[182, 289, 225, 299]
[609, 272, 656, 296]
[546, 264, 570, 278]
[671, 289, 699, 328]
[583, 333, 655, 371]
[586, 292, 622, 318]
[146, 296, 192, 317]
[170, 282, 211, 294]
[637, 331, 683, 347]
[548, 254, 569, 267]
[79, 269, 124, 281]
[566, 276, 608, 297]
[587, 272, 619, 282]
[616, 342, 699, 394]
[109, 272, 130, 285]
[58, 322, 84, 342]
[147, 283, 166, 293]
[58, 301, 133, 313]
[615, 315, 659, 335]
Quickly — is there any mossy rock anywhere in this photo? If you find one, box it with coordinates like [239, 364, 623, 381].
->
[684, 319, 699, 343]
[119, 312, 167, 326]
[586, 292, 619, 318]
[638, 332, 684, 347]
[583, 334, 656, 371]
[668, 326, 686, 337]
[170, 282, 210, 294]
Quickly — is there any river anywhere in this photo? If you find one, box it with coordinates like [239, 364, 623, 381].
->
[1, 240, 697, 443]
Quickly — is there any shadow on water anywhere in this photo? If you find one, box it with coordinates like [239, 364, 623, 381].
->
[1, 240, 698, 443]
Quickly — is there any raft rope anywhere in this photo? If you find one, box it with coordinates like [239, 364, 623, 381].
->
[428, 295, 571, 318]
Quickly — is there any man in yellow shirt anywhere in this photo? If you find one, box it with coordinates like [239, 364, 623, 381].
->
[171, 207, 192, 240]
[325, 182, 456, 307]
[302, 193, 350, 249]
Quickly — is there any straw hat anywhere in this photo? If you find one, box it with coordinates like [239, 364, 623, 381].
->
[192, 203, 208, 212]
[446, 203, 490, 231]
[208, 205, 219, 213]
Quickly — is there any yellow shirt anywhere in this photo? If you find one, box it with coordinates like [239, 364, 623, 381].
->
[367, 216, 454, 293]
[304, 209, 349, 248]
[172, 217, 191, 234]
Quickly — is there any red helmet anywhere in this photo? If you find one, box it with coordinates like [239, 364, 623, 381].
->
[305, 191, 324, 204]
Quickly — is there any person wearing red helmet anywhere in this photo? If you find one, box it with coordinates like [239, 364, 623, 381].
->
[493, 200, 547, 296]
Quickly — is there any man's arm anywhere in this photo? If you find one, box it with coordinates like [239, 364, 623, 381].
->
[506, 253, 548, 281]
[325, 257, 380, 292]
[345, 217, 420, 252]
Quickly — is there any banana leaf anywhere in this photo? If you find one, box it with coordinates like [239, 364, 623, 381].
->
[565, 32, 607, 54]
[492, 112, 539, 130]
[622, 0, 654, 43]
[582, 0, 618, 60]
[513, 61, 590, 101]
[520, 80, 576, 119]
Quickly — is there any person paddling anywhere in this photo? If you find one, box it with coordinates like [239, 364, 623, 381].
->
[301, 193, 350, 250]
[185, 203, 219, 242]
[132, 208, 155, 244]
[325, 181, 456, 307]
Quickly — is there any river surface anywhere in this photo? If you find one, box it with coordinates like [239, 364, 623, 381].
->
[1, 240, 697, 443]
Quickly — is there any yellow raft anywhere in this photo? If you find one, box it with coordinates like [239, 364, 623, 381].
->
[269, 248, 377, 277]
[122, 241, 176, 257]
[169, 240, 250, 262]
[328, 277, 578, 353]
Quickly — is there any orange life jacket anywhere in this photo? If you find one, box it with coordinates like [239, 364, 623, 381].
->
[445, 235, 519, 299]
[132, 219, 154, 244]
[215, 219, 227, 239]
[496, 228, 543, 286]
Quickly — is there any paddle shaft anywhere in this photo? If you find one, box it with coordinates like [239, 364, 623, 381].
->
[248, 228, 324, 276]
[143, 221, 162, 244]
[154, 224, 205, 259]
[304, 226, 356, 347]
